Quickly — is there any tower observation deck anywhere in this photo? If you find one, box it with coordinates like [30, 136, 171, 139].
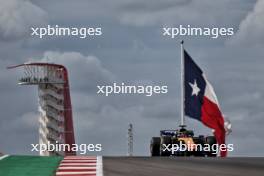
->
[8, 63, 76, 156]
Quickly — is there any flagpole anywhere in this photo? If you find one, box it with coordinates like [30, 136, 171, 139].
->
[180, 40, 185, 128]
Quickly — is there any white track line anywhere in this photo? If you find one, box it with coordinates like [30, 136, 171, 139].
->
[0, 155, 8, 161]
[61, 160, 97, 162]
[62, 159, 97, 160]
[56, 171, 96, 175]
[58, 167, 96, 170]
[96, 156, 103, 176]
[60, 163, 96, 166]
[56, 156, 101, 176]
[64, 156, 96, 159]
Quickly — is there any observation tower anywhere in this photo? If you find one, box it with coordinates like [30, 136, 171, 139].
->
[8, 63, 76, 156]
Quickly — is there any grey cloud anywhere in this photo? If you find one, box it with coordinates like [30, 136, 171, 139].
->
[1, 112, 38, 132]
[141, 97, 179, 119]
[37, 51, 115, 91]
[31, 0, 251, 28]
[228, 0, 264, 46]
[117, 0, 191, 12]
[117, 0, 250, 26]
[0, 111, 39, 155]
[0, 0, 48, 41]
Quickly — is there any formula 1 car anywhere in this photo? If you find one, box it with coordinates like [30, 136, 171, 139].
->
[150, 127, 217, 157]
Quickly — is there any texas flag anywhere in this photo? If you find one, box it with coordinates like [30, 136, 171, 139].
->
[184, 50, 227, 157]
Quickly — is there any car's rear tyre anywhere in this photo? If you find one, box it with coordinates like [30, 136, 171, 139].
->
[206, 136, 217, 157]
[150, 137, 161, 156]
[206, 136, 216, 145]
[193, 137, 205, 156]
[160, 136, 172, 156]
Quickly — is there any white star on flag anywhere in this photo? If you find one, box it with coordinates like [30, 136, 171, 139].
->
[189, 80, 200, 96]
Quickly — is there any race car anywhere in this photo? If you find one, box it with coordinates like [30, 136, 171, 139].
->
[150, 127, 217, 157]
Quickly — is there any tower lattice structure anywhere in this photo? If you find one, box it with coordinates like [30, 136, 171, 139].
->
[8, 63, 76, 156]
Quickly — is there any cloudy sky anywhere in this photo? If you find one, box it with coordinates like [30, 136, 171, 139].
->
[0, 0, 263, 156]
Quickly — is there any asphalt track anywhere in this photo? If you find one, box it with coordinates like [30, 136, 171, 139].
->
[103, 157, 264, 176]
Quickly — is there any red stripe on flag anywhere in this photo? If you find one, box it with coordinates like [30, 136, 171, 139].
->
[201, 96, 227, 157]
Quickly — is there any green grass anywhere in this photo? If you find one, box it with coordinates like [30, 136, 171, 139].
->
[0, 155, 63, 176]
